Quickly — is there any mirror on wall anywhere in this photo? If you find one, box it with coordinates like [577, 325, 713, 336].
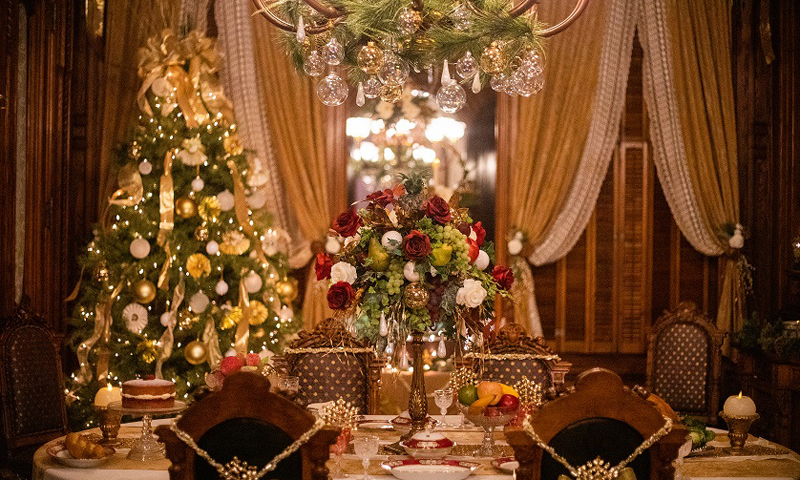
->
[346, 85, 497, 241]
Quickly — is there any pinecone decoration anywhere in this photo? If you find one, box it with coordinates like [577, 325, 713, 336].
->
[396, 171, 429, 215]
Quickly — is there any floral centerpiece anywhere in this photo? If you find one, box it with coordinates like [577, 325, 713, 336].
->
[316, 171, 513, 356]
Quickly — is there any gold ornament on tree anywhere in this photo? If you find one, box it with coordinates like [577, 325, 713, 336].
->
[219, 230, 251, 255]
[133, 279, 157, 304]
[223, 134, 244, 156]
[186, 253, 212, 278]
[136, 339, 159, 363]
[275, 278, 299, 303]
[380, 84, 404, 103]
[194, 225, 210, 242]
[357, 42, 384, 74]
[248, 300, 270, 326]
[184, 339, 208, 365]
[403, 282, 429, 309]
[198, 196, 221, 222]
[94, 261, 110, 282]
[221, 306, 243, 330]
[480, 42, 505, 74]
[178, 309, 199, 329]
[175, 196, 198, 218]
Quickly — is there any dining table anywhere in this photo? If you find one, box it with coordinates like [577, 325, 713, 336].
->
[33, 415, 800, 480]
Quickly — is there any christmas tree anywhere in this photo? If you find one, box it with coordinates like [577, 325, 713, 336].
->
[66, 30, 299, 429]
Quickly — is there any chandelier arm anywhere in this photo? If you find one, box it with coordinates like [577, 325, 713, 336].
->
[533, 0, 591, 37]
[301, 0, 344, 19]
[252, 0, 337, 34]
[508, 0, 540, 18]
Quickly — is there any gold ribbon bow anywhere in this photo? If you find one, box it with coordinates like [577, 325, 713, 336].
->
[74, 279, 125, 386]
[202, 317, 223, 369]
[155, 278, 185, 379]
[109, 163, 144, 207]
[227, 160, 267, 264]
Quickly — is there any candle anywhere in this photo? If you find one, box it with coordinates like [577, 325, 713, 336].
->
[723, 392, 756, 416]
[94, 384, 122, 408]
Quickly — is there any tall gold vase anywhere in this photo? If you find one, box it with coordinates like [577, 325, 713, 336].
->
[406, 331, 428, 437]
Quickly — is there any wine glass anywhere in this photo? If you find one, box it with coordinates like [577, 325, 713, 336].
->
[353, 435, 379, 480]
[434, 387, 453, 427]
[329, 427, 350, 479]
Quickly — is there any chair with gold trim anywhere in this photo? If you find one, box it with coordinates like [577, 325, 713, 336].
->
[464, 324, 570, 390]
[275, 318, 381, 414]
[646, 301, 726, 424]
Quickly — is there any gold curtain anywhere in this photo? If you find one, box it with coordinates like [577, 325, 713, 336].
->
[251, 12, 333, 327]
[667, 0, 742, 341]
[507, 0, 608, 326]
[90, 0, 181, 213]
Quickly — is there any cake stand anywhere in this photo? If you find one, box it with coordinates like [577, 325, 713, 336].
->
[108, 400, 186, 461]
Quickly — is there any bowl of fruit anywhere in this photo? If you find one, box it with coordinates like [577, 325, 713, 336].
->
[457, 381, 520, 457]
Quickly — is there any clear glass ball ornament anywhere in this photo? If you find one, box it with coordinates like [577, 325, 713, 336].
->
[524, 49, 544, 74]
[316, 73, 349, 106]
[378, 54, 410, 86]
[363, 76, 382, 98]
[322, 38, 345, 66]
[303, 50, 325, 77]
[509, 65, 544, 97]
[490, 72, 508, 92]
[436, 82, 467, 113]
[451, 3, 471, 31]
[456, 51, 478, 79]
[398, 7, 422, 35]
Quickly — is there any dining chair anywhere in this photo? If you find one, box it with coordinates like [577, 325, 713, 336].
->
[155, 372, 340, 480]
[505, 368, 688, 480]
[646, 301, 727, 424]
[463, 323, 571, 390]
[0, 306, 68, 477]
[274, 317, 381, 414]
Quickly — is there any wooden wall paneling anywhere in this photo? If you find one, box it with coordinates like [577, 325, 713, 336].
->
[651, 178, 672, 320]
[0, 0, 20, 317]
[532, 262, 557, 341]
[593, 166, 615, 352]
[584, 213, 597, 352]
[563, 232, 587, 350]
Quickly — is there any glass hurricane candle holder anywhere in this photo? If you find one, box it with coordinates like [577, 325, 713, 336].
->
[94, 406, 122, 445]
[719, 412, 759, 453]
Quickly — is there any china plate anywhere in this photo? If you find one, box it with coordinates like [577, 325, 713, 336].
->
[381, 458, 480, 480]
[492, 456, 519, 473]
[47, 443, 115, 468]
[357, 420, 394, 431]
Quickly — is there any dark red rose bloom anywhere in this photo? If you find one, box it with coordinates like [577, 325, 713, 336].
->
[424, 195, 452, 224]
[332, 209, 362, 237]
[472, 221, 487, 247]
[467, 238, 480, 263]
[366, 189, 395, 207]
[492, 265, 515, 290]
[315, 253, 332, 281]
[403, 230, 432, 260]
[327, 282, 355, 310]
[456, 223, 471, 236]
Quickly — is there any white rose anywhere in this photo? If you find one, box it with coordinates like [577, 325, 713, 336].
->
[178, 135, 207, 166]
[456, 278, 487, 308]
[330, 262, 358, 284]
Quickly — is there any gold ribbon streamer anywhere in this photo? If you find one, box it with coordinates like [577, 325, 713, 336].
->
[202, 317, 223, 369]
[155, 278, 185, 379]
[158, 241, 172, 289]
[234, 276, 252, 356]
[511, 255, 544, 338]
[157, 151, 175, 246]
[64, 265, 86, 302]
[227, 160, 267, 264]
[74, 279, 125, 386]
[108, 163, 144, 207]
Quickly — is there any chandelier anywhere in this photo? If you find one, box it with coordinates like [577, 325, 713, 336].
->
[254, 0, 590, 111]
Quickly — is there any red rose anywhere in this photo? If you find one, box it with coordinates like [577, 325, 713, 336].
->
[327, 281, 355, 310]
[332, 209, 362, 237]
[467, 238, 480, 263]
[403, 230, 432, 260]
[492, 265, 514, 290]
[366, 189, 394, 207]
[424, 196, 452, 224]
[472, 221, 487, 246]
[315, 253, 332, 280]
[219, 355, 245, 376]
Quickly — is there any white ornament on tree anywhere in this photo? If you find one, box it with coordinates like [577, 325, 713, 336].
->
[215, 280, 229, 296]
[191, 176, 205, 192]
[189, 291, 210, 313]
[206, 240, 220, 255]
[138, 160, 153, 175]
[129, 238, 151, 259]
[160, 312, 171, 327]
[123, 303, 149, 334]
[279, 305, 294, 320]
[244, 271, 263, 293]
[475, 250, 490, 270]
[381, 230, 403, 249]
[404, 261, 420, 282]
[217, 190, 235, 212]
[151, 77, 173, 97]
[379, 312, 389, 336]
[177, 135, 207, 166]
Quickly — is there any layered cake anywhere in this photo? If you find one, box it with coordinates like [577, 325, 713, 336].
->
[121, 379, 176, 409]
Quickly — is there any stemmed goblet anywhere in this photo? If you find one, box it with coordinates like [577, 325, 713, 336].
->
[353, 435, 380, 480]
[329, 428, 350, 479]
[434, 387, 454, 427]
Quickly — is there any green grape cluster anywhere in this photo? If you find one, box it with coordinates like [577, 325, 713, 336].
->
[385, 261, 405, 295]
[443, 225, 471, 269]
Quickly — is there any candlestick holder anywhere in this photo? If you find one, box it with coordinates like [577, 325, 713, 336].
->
[94, 406, 122, 445]
[719, 412, 759, 453]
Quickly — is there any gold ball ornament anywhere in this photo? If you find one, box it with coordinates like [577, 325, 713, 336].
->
[133, 279, 157, 304]
[184, 340, 208, 365]
[380, 84, 404, 103]
[357, 42, 384, 75]
[186, 253, 212, 278]
[94, 261, 110, 282]
[198, 196, 221, 222]
[175, 196, 198, 219]
[223, 134, 244, 156]
[194, 225, 209, 242]
[178, 309, 199, 329]
[275, 278, 299, 303]
[403, 282, 430, 309]
[248, 300, 270, 326]
[480, 42, 506, 74]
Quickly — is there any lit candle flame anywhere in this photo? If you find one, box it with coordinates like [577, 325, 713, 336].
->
[107, 383, 113, 391]
[738, 391, 743, 398]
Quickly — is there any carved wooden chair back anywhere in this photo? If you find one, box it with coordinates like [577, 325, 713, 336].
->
[0, 307, 67, 461]
[646, 301, 727, 424]
[155, 372, 339, 480]
[505, 368, 687, 480]
[276, 318, 381, 414]
[465, 324, 570, 389]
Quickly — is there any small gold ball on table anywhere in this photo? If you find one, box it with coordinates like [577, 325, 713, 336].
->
[184, 340, 208, 365]
[403, 282, 429, 309]
[175, 196, 198, 218]
[132, 279, 157, 304]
